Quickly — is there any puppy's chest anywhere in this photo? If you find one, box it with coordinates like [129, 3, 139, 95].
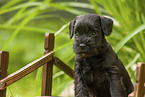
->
[81, 58, 108, 85]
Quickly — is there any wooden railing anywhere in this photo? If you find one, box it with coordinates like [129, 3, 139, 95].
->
[0, 33, 73, 97]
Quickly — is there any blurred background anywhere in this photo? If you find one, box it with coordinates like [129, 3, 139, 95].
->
[0, 0, 145, 96]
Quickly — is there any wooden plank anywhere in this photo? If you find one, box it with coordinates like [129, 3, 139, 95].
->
[41, 33, 54, 96]
[0, 51, 9, 97]
[134, 63, 140, 97]
[128, 92, 134, 97]
[136, 63, 141, 82]
[0, 51, 54, 90]
[134, 83, 139, 97]
[54, 57, 73, 79]
[134, 62, 145, 97]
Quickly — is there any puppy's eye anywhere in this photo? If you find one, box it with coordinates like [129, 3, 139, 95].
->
[92, 32, 97, 35]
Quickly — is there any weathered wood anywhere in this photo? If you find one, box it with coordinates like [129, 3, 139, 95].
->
[44, 33, 54, 52]
[41, 33, 54, 96]
[128, 92, 134, 97]
[0, 51, 9, 97]
[0, 51, 54, 90]
[54, 57, 73, 79]
[134, 62, 145, 97]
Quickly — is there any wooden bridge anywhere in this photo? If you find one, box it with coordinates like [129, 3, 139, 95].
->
[0, 33, 145, 97]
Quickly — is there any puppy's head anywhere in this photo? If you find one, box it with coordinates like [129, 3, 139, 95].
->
[69, 14, 113, 57]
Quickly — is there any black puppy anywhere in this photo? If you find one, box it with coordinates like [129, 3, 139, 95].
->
[69, 14, 134, 97]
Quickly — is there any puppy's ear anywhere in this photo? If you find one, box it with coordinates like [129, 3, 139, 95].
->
[100, 16, 113, 36]
[69, 19, 76, 39]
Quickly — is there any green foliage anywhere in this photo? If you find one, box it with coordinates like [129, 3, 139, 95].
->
[0, 0, 145, 96]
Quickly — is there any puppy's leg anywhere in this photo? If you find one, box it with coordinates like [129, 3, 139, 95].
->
[74, 63, 89, 97]
[108, 66, 127, 97]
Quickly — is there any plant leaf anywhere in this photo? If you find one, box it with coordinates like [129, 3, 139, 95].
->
[114, 24, 145, 53]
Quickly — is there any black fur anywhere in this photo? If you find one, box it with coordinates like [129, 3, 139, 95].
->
[69, 14, 134, 97]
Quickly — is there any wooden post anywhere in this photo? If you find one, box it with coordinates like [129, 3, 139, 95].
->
[0, 51, 9, 97]
[41, 33, 54, 96]
[134, 62, 145, 97]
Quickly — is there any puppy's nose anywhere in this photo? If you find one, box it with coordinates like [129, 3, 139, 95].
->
[79, 44, 86, 47]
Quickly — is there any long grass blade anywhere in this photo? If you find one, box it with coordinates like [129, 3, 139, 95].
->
[0, 0, 23, 10]
[54, 41, 73, 52]
[53, 71, 64, 79]
[0, 2, 42, 15]
[61, 2, 94, 10]
[114, 24, 145, 53]
[47, 2, 87, 15]
[0, 24, 55, 33]
[6, 0, 37, 25]
[2, 7, 40, 50]
[132, 37, 145, 59]
[8, 87, 14, 97]
[66, 53, 75, 63]
[88, 0, 102, 15]
[55, 23, 69, 36]
[126, 53, 140, 70]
